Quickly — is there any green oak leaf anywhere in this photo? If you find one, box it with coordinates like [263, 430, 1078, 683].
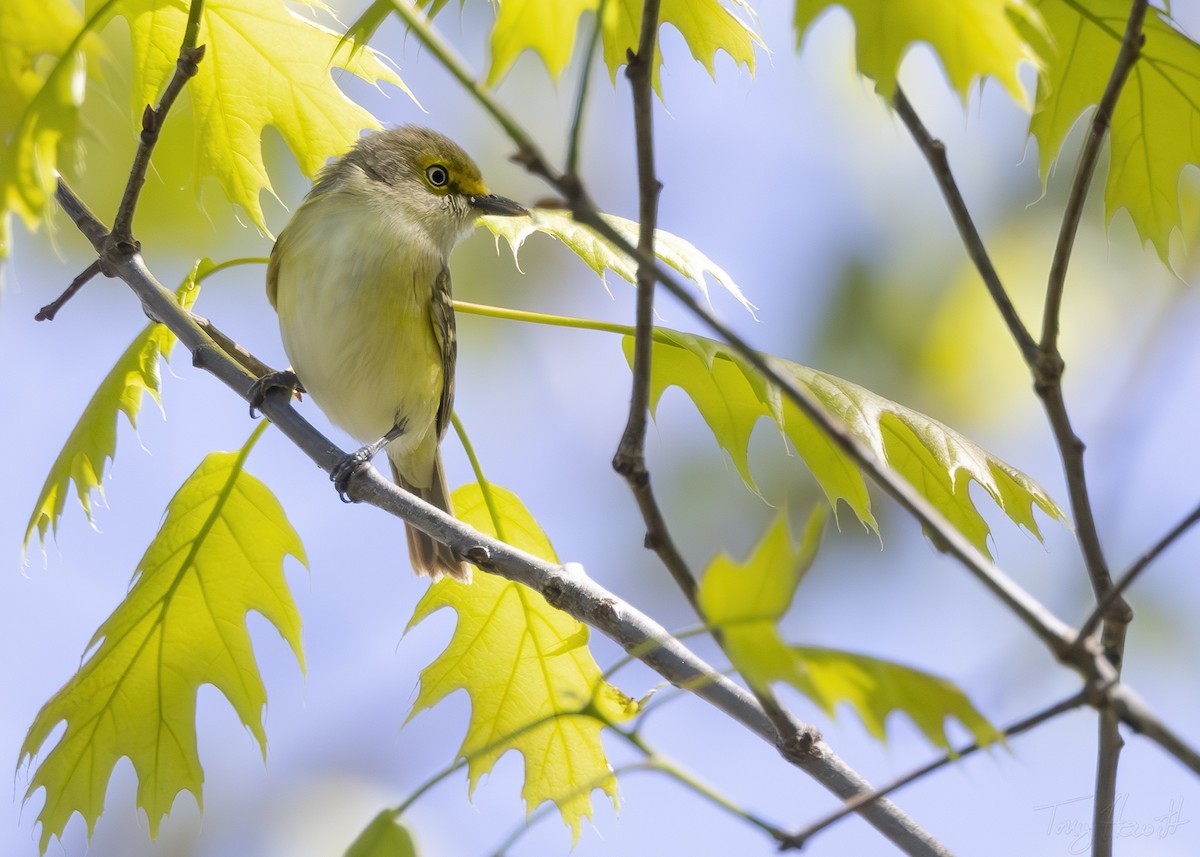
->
[23, 261, 204, 552]
[1030, 0, 1200, 260]
[699, 509, 1002, 750]
[630, 328, 1067, 556]
[481, 207, 756, 314]
[0, 0, 102, 256]
[19, 429, 306, 853]
[109, 0, 411, 231]
[794, 0, 1046, 107]
[408, 483, 637, 841]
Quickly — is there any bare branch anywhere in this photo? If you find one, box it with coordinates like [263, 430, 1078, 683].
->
[1077, 499, 1200, 641]
[1041, 0, 1149, 355]
[1031, 5, 1150, 849]
[35, 260, 101, 321]
[783, 692, 1087, 850]
[1108, 683, 1200, 776]
[892, 87, 1037, 363]
[565, 0, 607, 179]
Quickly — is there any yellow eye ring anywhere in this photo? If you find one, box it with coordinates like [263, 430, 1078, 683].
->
[425, 164, 449, 187]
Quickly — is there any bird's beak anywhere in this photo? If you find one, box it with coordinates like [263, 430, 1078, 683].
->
[470, 193, 528, 217]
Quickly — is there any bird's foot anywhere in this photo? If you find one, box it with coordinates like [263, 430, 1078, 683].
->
[248, 369, 303, 418]
[331, 445, 377, 503]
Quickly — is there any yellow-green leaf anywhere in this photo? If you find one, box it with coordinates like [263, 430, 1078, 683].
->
[344, 811, 418, 857]
[19, 431, 306, 853]
[793, 0, 1045, 107]
[112, 0, 411, 231]
[788, 646, 1003, 750]
[408, 483, 637, 841]
[0, 0, 101, 255]
[599, 0, 761, 87]
[481, 207, 756, 314]
[630, 328, 1067, 556]
[488, 0, 596, 84]
[699, 510, 1001, 750]
[1029, 0, 1200, 260]
[23, 262, 203, 552]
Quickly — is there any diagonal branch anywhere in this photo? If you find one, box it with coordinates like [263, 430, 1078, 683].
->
[891, 86, 1037, 364]
[783, 691, 1088, 850]
[1077, 499, 1200, 641]
[38, 1, 206, 320]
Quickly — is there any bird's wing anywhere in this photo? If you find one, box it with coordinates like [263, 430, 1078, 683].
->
[430, 264, 457, 440]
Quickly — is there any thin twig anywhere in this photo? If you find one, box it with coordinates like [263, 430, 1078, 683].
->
[1028, 4, 1149, 851]
[614, 0, 662, 482]
[1093, 710, 1124, 857]
[35, 260, 101, 321]
[1041, 0, 1149, 355]
[612, 0, 698, 603]
[1077, 499, 1200, 641]
[1035, 2, 1147, 635]
[111, 5, 206, 242]
[891, 87, 1037, 363]
[783, 691, 1088, 850]
[565, 0, 607, 179]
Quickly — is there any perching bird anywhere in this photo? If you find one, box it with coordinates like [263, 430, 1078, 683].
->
[258, 126, 526, 580]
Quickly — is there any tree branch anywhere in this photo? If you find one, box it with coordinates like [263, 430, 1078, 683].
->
[783, 691, 1088, 850]
[1077, 498, 1200, 641]
[891, 86, 1037, 363]
[1030, 4, 1149, 851]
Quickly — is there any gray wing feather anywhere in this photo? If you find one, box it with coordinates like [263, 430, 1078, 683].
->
[430, 265, 457, 440]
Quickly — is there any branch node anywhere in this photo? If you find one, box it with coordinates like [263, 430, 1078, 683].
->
[140, 104, 158, 139]
[542, 581, 566, 610]
[180, 43, 206, 76]
[464, 545, 491, 568]
[778, 726, 820, 763]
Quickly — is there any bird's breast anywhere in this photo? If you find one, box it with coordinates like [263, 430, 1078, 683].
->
[271, 196, 446, 455]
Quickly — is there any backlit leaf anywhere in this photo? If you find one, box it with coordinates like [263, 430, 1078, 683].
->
[111, 0, 411, 231]
[19, 430, 306, 852]
[630, 328, 1067, 556]
[1029, 0, 1200, 260]
[0, 0, 101, 255]
[408, 483, 637, 841]
[482, 207, 756, 315]
[344, 811, 418, 857]
[399, 0, 759, 87]
[699, 510, 1002, 750]
[793, 0, 1045, 107]
[23, 262, 203, 552]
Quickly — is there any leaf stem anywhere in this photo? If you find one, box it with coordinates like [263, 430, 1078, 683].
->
[565, 0, 608, 178]
[450, 412, 508, 542]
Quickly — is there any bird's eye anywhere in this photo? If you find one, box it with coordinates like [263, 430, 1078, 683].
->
[425, 164, 450, 187]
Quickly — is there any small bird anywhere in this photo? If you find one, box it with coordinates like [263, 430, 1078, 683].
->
[258, 126, 526, 580]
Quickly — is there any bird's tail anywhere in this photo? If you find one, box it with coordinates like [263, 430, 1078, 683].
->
[390, 451, 471, 582]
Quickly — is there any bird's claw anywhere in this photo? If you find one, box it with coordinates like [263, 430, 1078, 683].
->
[331, 447, 374, 502]
[248, 369, 301, 418]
